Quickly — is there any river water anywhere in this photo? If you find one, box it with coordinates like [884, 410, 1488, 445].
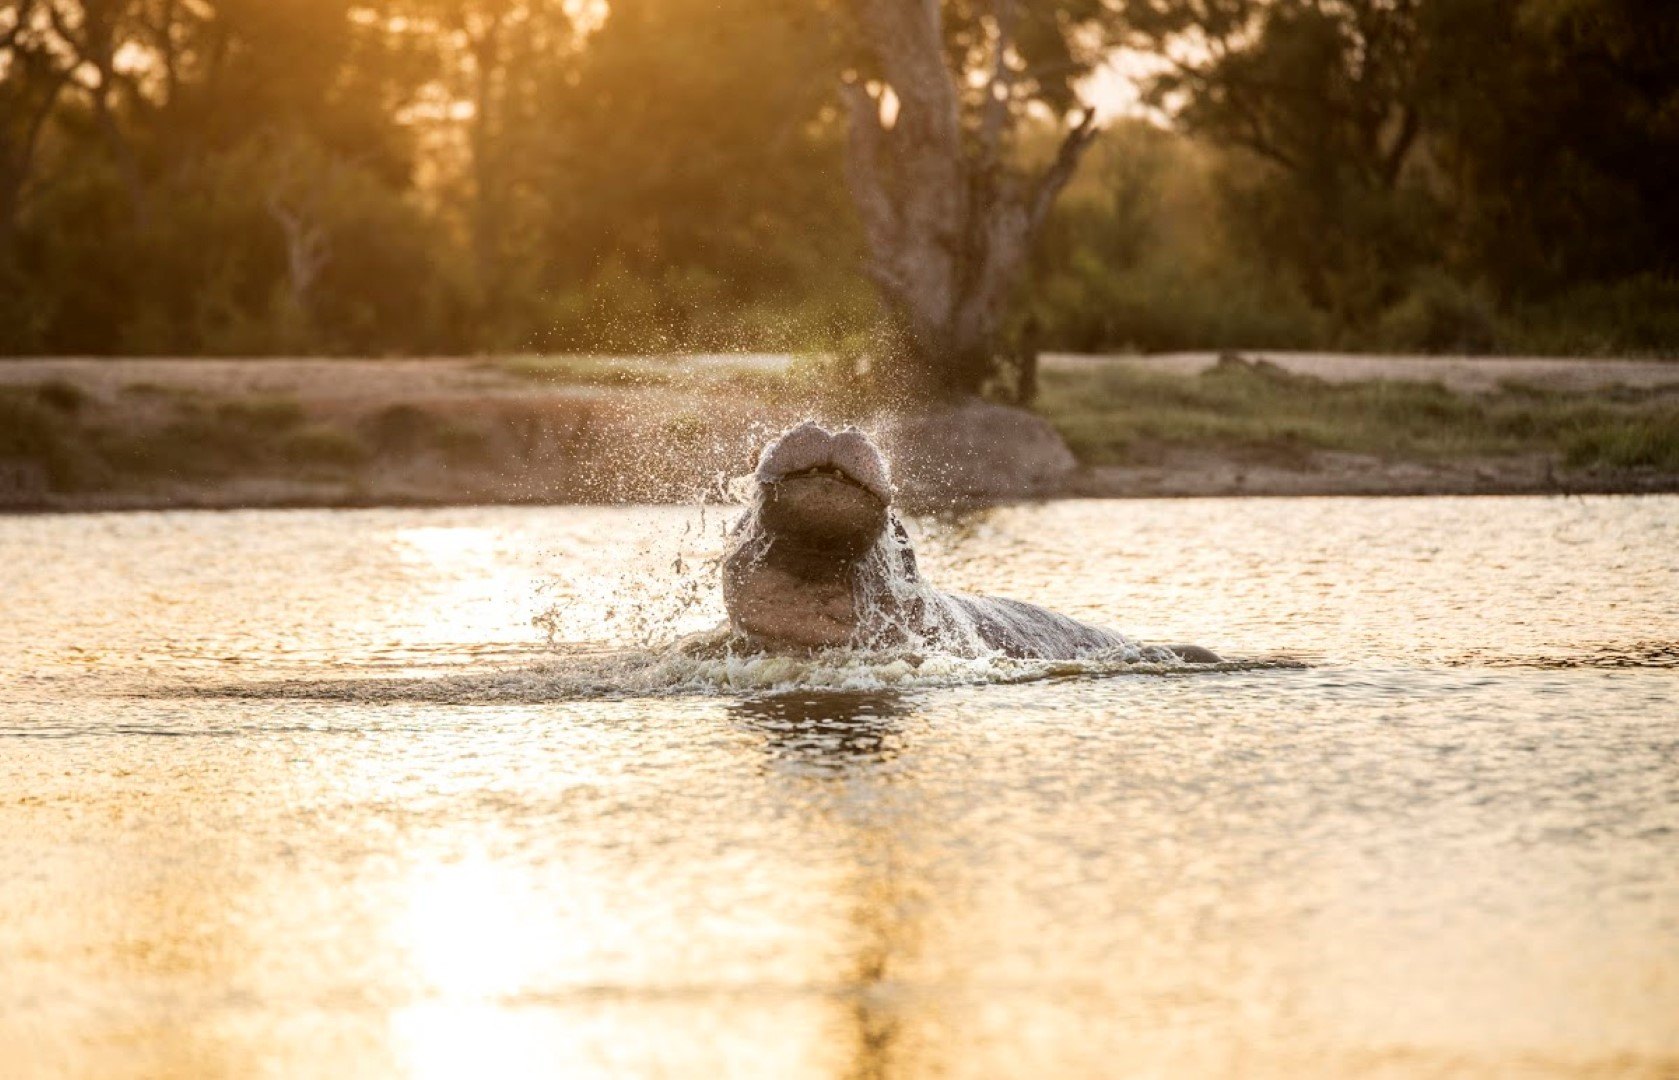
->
[2, 496, 1675, 1078]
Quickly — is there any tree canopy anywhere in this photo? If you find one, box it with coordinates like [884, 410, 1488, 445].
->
[1, 0, 1674, 362]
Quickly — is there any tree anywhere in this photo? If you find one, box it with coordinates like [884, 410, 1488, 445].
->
[1127, 0, 1424, 193]
[530, 0, 861, 353]
[1120, 0, 1679, 327]
[0, 1, 74, 256]
[838, 0, 1113, 400]
[382, 0, 577, 330]
[0, 0, 444, 355]
[1118, 0, 1433, 324]
[1421, 0, 1679, 298]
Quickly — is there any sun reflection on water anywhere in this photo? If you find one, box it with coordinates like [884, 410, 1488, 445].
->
[398, 857, 555, 1001]
[3, 499, 1677, 1076]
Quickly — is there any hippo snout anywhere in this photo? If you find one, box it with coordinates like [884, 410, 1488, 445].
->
[755, 421, 892, 503]
[760, 472, 888, 558]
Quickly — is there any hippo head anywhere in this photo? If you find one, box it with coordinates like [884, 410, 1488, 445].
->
[751, 421, 892, 560]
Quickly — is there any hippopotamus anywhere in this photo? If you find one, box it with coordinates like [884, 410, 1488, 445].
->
[721, 421, 1221, 663]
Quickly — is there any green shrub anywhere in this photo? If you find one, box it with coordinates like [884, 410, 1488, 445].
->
[0, 391, 103, 490]
[217, 395, 305, 431]
[35, 379, 88, 414]
[365, 403, 440, 453]
[501, 355, 679, 387]
[102, 397, 336, 476]
[1377, 275, 1503, 354]
[1565, 411, 1679, 470]
[435, 422, 492, 465]
[101, 414, 247, 476]
[279, 423, 368, 467]
[1511, 275, 1679, 358]
[1038, 356, 1679, 467]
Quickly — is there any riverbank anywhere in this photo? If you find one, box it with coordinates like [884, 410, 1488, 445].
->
[3, 353, 1675, 511]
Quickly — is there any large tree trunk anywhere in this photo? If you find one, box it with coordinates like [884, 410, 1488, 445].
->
[841, 0, 1096, 401]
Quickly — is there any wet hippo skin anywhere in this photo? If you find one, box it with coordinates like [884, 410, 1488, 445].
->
[724, 422, 1221, 663]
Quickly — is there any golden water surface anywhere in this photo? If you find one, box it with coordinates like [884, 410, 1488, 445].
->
[2, 496, 1676, 1078]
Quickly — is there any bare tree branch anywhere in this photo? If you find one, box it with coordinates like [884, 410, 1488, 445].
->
[1380, 100, 1419, 189]
[1030, 107, 1100, 231]
[976, 0, 1015, 174]
[263, 136, 340, 324]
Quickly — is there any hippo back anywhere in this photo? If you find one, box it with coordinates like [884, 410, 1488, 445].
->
[940, 593, 1129, 659]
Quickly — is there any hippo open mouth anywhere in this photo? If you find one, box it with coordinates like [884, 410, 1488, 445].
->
[754, 422, 893, 504]
[774, 464, 882, 497]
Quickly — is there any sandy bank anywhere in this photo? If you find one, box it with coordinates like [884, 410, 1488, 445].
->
[2, 354, 1675, 511]
[8, 350, 1677, 395]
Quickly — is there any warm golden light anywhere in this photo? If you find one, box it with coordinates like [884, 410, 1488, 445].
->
[2, 500, 1678, 1076]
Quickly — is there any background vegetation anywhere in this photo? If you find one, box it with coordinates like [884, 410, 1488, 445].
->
[2, 0, 1676, 361]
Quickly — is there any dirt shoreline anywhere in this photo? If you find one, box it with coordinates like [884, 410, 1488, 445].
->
[3, 354, 1676, 512]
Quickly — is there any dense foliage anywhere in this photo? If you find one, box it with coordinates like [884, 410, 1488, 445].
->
[1, 0, 1675, 359]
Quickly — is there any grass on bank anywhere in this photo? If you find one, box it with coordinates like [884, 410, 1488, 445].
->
[498, 354, 784, 392]
[1036, 355, 1679, 469]
[496, 352, 857, 405]
[0, 385, 437, 493]
[4, 357, 1678, 500]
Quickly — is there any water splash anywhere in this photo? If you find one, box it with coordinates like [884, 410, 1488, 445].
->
[183, 635, 1285, 705]
[509, 445, 1224, 707]
[531, 499, 737, 650]
[726, 470, 1151, 662]
[185, 484, 1269, 706]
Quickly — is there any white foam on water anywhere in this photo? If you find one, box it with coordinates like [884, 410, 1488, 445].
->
[183, 633, 1279, 705]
